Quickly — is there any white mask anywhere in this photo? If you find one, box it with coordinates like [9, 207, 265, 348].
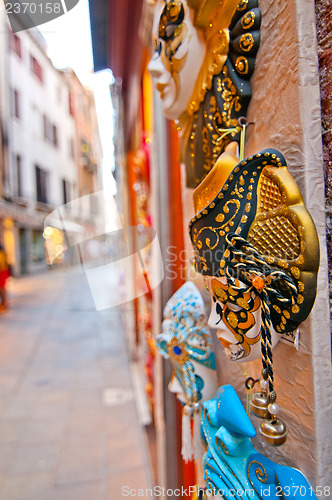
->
[148, 0, 205, 120]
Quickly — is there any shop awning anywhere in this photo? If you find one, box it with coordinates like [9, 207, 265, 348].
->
[88, 0, 146, 146]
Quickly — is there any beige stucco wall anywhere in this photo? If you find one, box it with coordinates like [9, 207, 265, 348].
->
[182, 0, 332, 488]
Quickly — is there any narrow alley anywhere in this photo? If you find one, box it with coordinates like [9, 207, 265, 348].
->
[0, 269, 153, 499]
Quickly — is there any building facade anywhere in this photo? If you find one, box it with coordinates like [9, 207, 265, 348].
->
[62, 68, 102, 229]
[0, 5, 102, 274]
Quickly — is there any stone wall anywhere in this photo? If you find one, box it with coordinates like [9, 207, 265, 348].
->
[315, 0, 332, 331]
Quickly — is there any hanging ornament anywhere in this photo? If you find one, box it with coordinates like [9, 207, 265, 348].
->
[182, 404, 194, 461]
[250, 374, 269, 418]
[260, 415, 288, 447]
[189, 147, 319, 446]
[157, 281, 218, 461]
[250, 393, 270, 419]
[249, 369, 288, 445]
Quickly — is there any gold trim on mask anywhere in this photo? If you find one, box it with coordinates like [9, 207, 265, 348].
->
[235, 56, 249, 75]
[247, 165, 319, 331]
[193, 143, 239, 211]
[211, 278, 261, 357]
[185, 0, 239, 116]
[186, 29, 229, 116]
[157, 1, 189, 106]
[168, 337, 190, 364]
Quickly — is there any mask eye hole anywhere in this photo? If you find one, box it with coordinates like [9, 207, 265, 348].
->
[216, 302, 223, 320]
[163, 23, 182, 40]
[159, 2, 184, 42]
[195, 374, 204, 393]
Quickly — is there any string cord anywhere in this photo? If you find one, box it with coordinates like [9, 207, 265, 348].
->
[182, 360, 199, 406]
[215, 124, 246, 161]
[222, 232, 298, 397]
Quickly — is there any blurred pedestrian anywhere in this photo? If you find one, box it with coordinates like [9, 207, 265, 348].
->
[0, 245, 10, 311]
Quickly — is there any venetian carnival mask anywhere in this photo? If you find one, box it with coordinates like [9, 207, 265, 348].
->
[205, 275, 280, 361]
[189, 147, 320, 363]
[201, 385, 318, 498]
[148, 0, 206, 120]
[157, 281, 217, 461]
[148, 0, 262, 187]
[158, 281, 216, 405]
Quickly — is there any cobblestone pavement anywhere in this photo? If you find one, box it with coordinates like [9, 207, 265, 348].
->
[0, 268, 152, 499]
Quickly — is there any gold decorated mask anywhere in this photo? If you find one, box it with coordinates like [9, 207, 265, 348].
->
[189, 148, 320, 361]
[157, 1, 187, 99]
[148, 0, 262, 187]
[148, 0, 206, 120]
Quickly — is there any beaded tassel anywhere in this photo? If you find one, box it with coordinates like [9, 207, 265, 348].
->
[182, 405, 193, 462]
[193, 403, 204, 460]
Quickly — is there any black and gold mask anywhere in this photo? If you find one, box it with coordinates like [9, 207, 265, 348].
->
[189, 148, 320, 336]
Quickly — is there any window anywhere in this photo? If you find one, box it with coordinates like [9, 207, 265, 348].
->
[13, 89, 20, 119]
[10, 31, 22, 58]
[52, 125, 58, 147]
[35, 166, 48, 204]
[15, 155, 22, 197]
[30, 55, 43, 82]
[62, 179, 70, 205]
[68, 92, 74, 116]
[30, 230, 44, 263]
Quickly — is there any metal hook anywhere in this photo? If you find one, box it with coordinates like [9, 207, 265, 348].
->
[238, 116, 255, 127]
[245, 376, 260, 390]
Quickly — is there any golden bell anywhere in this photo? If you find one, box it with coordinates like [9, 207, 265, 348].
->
[260, 418, 288, 446]
[250, 392, 270, 419]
